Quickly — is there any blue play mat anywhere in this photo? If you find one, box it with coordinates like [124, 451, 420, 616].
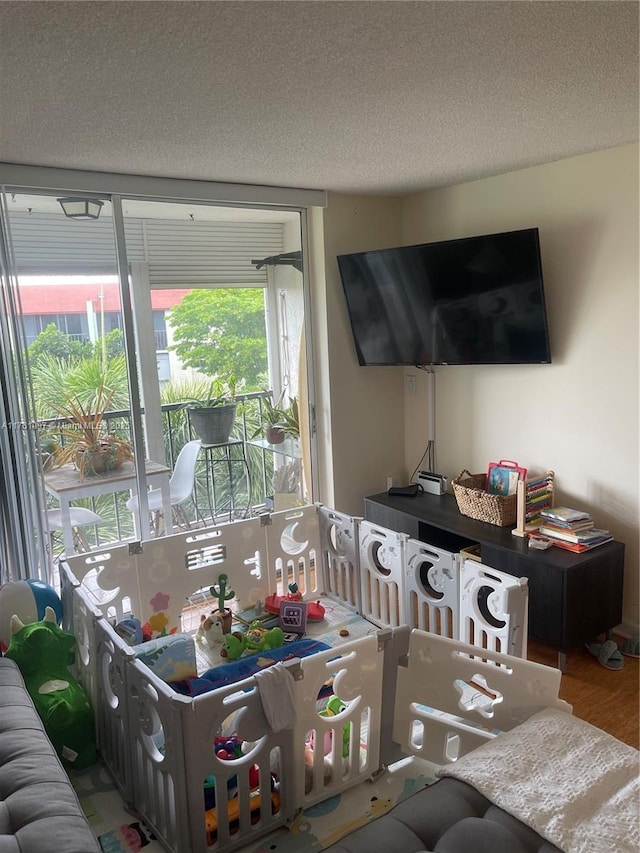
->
[170, 638, 330, 696]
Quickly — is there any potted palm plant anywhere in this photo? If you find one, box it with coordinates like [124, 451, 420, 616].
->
[185, 376, 237, 446]
[49, 384, 134, 477]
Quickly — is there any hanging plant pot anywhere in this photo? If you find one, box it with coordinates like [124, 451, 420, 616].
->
[188, 404, 237, 446]
[266, 426, 285, 445]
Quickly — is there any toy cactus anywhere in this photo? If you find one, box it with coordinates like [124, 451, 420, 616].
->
[210, 573, 235, 634]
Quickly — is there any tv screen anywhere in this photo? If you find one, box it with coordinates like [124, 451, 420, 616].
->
[337, 228, 552, 366]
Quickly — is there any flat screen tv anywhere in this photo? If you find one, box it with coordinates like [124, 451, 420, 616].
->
[337, 228, 552, 366]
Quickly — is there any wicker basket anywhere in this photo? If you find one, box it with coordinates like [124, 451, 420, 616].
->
[451, 469, 517, 527]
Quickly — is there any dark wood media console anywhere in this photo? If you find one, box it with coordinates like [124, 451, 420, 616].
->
[364, 491, 625, 671]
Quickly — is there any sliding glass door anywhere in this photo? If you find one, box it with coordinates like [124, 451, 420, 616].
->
[0, 168, 321, 584]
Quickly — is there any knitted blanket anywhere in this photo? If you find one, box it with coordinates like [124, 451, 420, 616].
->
[438, 707, 640, 853]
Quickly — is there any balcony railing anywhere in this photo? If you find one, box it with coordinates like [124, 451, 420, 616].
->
[40, 391, 303, 553]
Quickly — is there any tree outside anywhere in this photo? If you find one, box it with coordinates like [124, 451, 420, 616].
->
[25, 301, 277, 541]
[27, 323, 124, 378]
[167, 288, 267, 389]
[27, 323, 93, 363]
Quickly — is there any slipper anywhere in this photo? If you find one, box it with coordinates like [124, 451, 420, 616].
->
[620, 636, 640, 658]
[585, 640, 624, 670]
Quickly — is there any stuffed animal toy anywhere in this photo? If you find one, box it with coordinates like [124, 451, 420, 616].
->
[304, 744, 333, 793]
[4, 606, 96, 769]
[220, 621, 285, 661]
[0, 578, 62, 651]
[195, 611, 225, 647]
[319, 695, 351, 758]
[218, 631, 246, 661]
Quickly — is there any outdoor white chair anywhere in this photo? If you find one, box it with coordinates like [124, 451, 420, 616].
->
[126, 440, 202, 532]
[47, 507, 105, 554]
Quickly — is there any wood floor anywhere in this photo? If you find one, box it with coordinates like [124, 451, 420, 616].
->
[527, 637, 639, 749]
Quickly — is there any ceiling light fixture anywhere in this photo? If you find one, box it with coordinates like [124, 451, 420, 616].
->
[57, 197, 104, 220]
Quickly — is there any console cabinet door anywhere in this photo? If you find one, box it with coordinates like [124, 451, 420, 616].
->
[482, 545, 564, 649]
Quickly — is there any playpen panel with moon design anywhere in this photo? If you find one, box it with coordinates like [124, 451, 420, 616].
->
[60, 503, 533, 853]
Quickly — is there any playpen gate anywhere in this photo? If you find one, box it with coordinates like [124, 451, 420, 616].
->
[318, 505, 362, 612]
[404, 538, 459, 638]
[358, 521, 407, 628]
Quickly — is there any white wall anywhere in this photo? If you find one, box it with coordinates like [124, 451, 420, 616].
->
[402, 144, 639, 632]
[323, 145, 638, 632]
[319, 194, 405, 514]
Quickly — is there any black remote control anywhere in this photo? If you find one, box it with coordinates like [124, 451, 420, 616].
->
[388, 484, 422, 497]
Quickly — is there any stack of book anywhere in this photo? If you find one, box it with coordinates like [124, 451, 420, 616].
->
[537, 506, 613, 552]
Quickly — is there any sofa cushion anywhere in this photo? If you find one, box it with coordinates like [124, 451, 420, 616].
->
[0, 658, 99, 853]
[323, 778, 560, 853]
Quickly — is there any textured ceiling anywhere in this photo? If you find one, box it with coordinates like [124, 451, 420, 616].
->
[0, 1, 638, 195]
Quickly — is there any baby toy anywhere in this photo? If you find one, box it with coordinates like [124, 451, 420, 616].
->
[244, 621, 285, 654]
[204, 734, 280, 847]
[304, 696, 351, 792]
[204, 773, 280, 846]
[204, 737, 244, 808]
[220, 621, 285, 661]
[4, 605, 96, 769]
[264, 582, 325, 622]
[304, 744, 333, 793]
[196, 611, 225, 647]
[320, 695, 351, 758]
[210, 573, 235, 633]
[115, 616, 143, 645]
[0, 578, 63, 651]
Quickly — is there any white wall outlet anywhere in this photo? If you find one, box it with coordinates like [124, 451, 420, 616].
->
[406, 374, 417, 395]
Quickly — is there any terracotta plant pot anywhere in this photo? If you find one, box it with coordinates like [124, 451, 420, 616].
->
[266, 426, 285, 445]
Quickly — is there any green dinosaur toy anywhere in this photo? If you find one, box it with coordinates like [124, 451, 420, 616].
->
[4, 606, 96, 769]
[220, 621, 285, 661]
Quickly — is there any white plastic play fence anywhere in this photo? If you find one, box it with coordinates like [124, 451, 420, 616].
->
[357, 519, 528, 656]
[60, 502, 537, 853]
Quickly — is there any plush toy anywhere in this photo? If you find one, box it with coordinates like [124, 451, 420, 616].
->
[0, 579, 62, 651]
[196, 611, 225, 647]
[304, 744, 333, 793]
[4, 606, 96, 770]
[320, 696, 351, 758]
[304, 696, 351, 793]
[220, 622, 285, 661]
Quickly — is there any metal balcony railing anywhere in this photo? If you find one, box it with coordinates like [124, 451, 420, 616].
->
[40, 391, 303, 552]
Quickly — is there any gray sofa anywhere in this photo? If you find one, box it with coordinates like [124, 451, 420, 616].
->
[0, 657, 100, 853]
[324, 777, 561, 853]
[323, 704, 640, 853]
